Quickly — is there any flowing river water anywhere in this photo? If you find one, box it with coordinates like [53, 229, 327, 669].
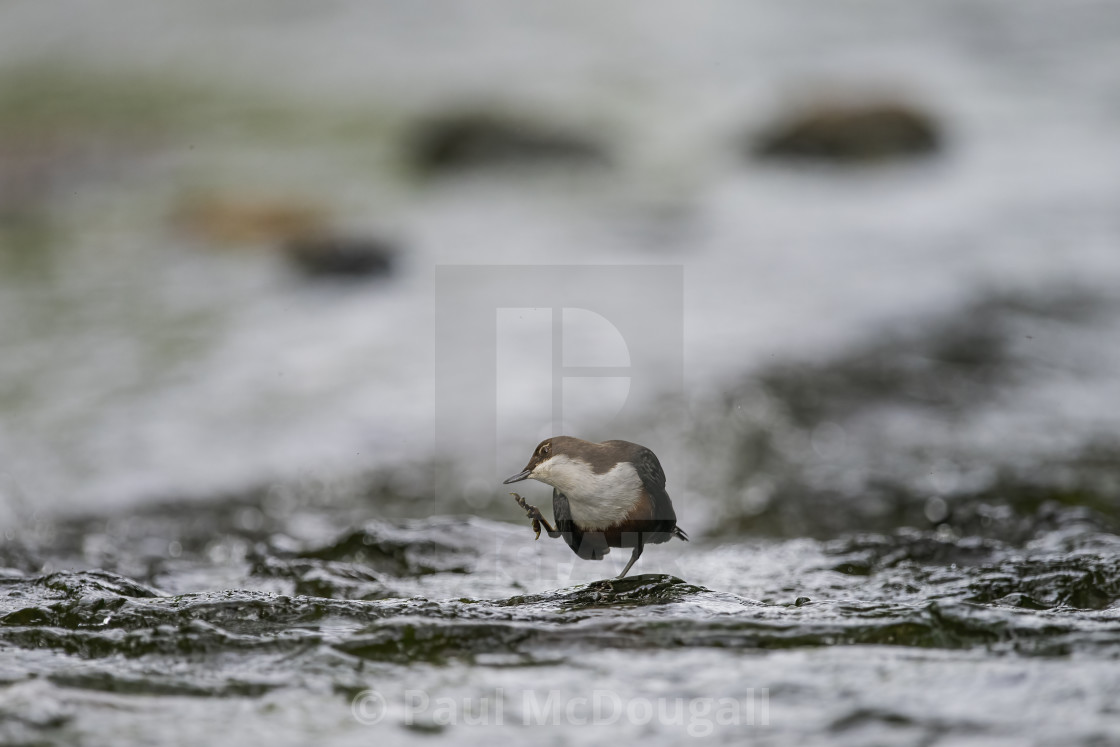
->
[2, 1, 1120, 744]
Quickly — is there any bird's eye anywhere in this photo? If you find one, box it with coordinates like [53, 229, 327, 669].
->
[539, 444, 550, 456]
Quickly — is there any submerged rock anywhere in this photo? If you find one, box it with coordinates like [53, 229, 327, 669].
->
[965, 555, 1120, 610]
[408, 111, 609, 175]
[283, 235, 395, 279]
[248, 555, 398, 600]
[296, 519, 487, 577]
[751, 100, 941, 163]
[174, 195, 326, 245]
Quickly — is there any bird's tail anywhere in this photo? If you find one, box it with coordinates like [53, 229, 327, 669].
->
[671, 525, 689, 542]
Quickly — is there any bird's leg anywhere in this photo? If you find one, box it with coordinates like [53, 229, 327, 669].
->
[509, 493, 561, 540]
[617, 539, 644, 579]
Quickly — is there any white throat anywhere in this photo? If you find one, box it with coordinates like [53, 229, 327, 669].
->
[531, 454, 642, 531]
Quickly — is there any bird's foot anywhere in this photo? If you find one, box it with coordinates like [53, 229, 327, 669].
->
[509, 492, 545, 540]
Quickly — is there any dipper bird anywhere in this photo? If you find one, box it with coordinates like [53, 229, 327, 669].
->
[503, 436, 688, 578]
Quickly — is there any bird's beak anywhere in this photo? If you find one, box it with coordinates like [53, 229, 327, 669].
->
[503, 468, 531, 484]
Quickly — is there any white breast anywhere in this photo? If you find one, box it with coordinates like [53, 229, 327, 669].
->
[531, 454, 643, 531]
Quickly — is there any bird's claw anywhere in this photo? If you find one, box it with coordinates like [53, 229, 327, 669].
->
[510, 492, 544, 540]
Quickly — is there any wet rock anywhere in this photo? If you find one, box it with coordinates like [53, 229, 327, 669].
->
[408, 111, 609, 175]
[46, 670, 278, 698]
[751, 100, 941, 163]
[988, 593, 1050, 610]
[38, 570, 164, 600]
[282, 235, 395, 279]
[173, 195, 325, 245]
[249, 555, 398, 600]
[966, 556, 1120, 610]
[338, 621, 535, 664]
[554, 574, 707, 611]
[824, 530, 1006, 573]
[940, 482, 1120, 544]
[830, 708, 917, 732]
[298, 520, 477, 576]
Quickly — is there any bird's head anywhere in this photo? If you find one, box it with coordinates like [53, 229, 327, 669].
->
[502, 437, 557, 485]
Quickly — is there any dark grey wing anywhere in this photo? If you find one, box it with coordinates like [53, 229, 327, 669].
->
[552, 489, 609, 560]
[633, 446, 666, 490]
[634, 447, 675, 523]
[552, 488, 573, 531]
[630, 446, 684, 544]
